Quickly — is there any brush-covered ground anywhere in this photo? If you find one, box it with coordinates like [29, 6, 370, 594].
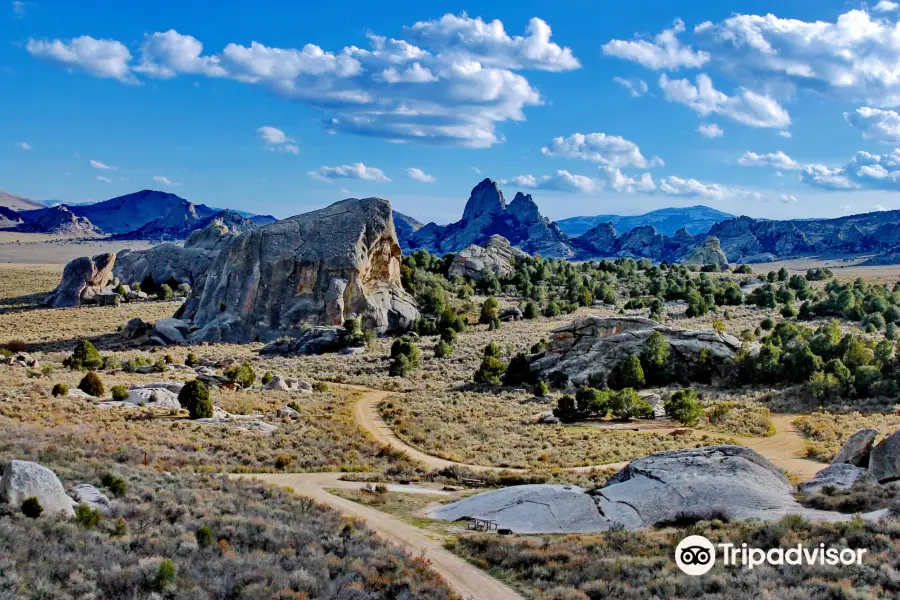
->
[448, 513, 900, 600]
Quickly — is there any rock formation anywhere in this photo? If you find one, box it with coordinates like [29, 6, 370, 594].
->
[0, 460, 75, 517]
[682, 236, 729, 268]
[448, 235, 528, 280]
[408, 179, 573, 258]
[393, 211, 424, 251]
[557, 205, 734, 238]
[181, 197, 418, 342]
[832, 428, 877, 467]
[868, 430, 900, 483]
[44, 253, 117, 308]
[17, 205, 100, 235]
[527, 315, 748, 386]
[431, 446, 876, 533]
[574, 222, 617, 255]
[0, 206, 23, 227]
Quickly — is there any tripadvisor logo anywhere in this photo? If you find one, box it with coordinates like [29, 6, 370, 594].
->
[675, 535, 867, 576]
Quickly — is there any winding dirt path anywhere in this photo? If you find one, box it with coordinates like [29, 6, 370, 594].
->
[241, 472, 523, 600]
[355, 388, 825, 479]
[245, 388, 824, 600]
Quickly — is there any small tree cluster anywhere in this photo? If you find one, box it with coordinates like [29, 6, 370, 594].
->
[389, 338, 421, 377]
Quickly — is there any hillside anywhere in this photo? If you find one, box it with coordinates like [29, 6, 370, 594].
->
[558, 205, 733, 237]
[0, 189, 45, 211]
[117, 208, 261, 240]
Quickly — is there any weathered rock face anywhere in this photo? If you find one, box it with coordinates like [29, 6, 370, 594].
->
[114, 218, 239, 288]
[832, 428, 878, 467]
[430, 446, 867, 533]
[615, 225, 665, 259]
[69, 484, 112, 515]
[868, 430, 900, 483]
[448, 235, 528, 280]
[575, 222, 617, 255]
[407, 180, 574, 258]
[18, 205, 100, 235]
[527, 315, 747, 386]
[44, 253, 117, 308]
[798, 463, 867, 494]
[1, 460, 75, 517]
[182, 198, 418, 342]
[682, 236, 729, 268]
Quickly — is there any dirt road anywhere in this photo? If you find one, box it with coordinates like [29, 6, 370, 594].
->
[244, 472, 523, 600]
[355, 388, 823, 479]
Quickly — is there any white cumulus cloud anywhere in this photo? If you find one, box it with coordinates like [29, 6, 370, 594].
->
[256, 126, 299, 154]
[27, 14, 580, 148]
[153, 175, 179, 187]
[874, 1, 899, 12]
[512, 170, 603, 193]
[660, 73, 790, 129]
[737, 150, 801, 170]
[541, 132, 663, 168]
[801, 149, 900, 190]
[89, 159, 116, 170]
[602, 19, 709, 71]
[601, 166, 656, 193]
[613, 76, 648, 97]
[697, 123, 724, 138]
[17, 141, 32, 151]
[405, 167, 435, 182]
[844, 107, 900, 143]
[308, 162, 391, 182]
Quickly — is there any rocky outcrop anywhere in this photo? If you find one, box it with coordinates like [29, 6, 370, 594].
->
[868, 430, 900, 483]
[117, 208, 260, 241]
[682, 236, 729, 268]
[393, 211, 424, 251]
[1, 460, 75, 517]
[614, 225, 665, 259]
[408, 180, 574, 258]
[832, 428, 878, 467]
[69, 484, 112, 515]
[527, 315, 747, 386]
[18, 205, 100, 235]
[431, 446, 873, 533]
[182, 197, 418, 342]
[44, 253, 117, 308]
[448, 235, 527, 280]
[798, 463, 867, 494]
[0, 206, 23, 226]
[114, 218, 241, 288]
[574, 222, 617, 255]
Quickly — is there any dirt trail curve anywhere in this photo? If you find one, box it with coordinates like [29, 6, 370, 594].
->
[244, 388, 823, 600]
[352, 386, 825, 480]
[241, 472, 523, 600]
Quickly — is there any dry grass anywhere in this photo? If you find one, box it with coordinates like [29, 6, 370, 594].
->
[378, 389, 732, 469]
[794, 411, 900, 460]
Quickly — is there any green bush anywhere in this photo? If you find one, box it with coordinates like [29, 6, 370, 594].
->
[178, 379, 213, 419]
[389, 354, 412, 377]
[75, 504, 100, 529]
[261, 371, 274, 385]
[110, 385, 129, 402]
[196, 526, 214, 548]
[434, 340, 453, 358]
[606, 354, 645, 390]
[51, 383, 68, 397]
[664, 387, 702, 426]
[21, 497, 42, 519]
[225, 363, 256, 388]
[854, 365, 883, 397]
[483, 342, 501, 358]
[474, 355, 506, 385]
[185, 352, 200, 367]
[312, 381, 329, 392]
[523, 301, 540, 319]
[157, 284, 173, 301]
[440, 327, 457, 345]
[479, 297, 500, 324]
[78, 372, 105, 397]
[64, 340, 103, 371]
[343, 318, 360, 335]
[502, 353, 535, 387]
[154, 559, 176, 590]
[101, 473, 127, 497]
[609, 388, 654, 420]
[534, 381, 549, 397]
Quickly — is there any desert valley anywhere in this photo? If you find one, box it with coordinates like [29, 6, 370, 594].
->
[0, 177, 899, 599]
[4, 1, 900, 598]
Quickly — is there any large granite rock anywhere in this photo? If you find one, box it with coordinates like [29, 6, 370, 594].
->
[114, 218, 239, 289]
[682, 236, 729, 268]
[798, 463, 867, 494]
[1, 460, 75, 517]
[868, 430, 900, 483]
[408, 180, 574, 258]
[431, 446, 867, 533]
[448, 235, 527, 280]
[69, 484, 112, 515]
[44, 253, 117, 308]
[575, 222, 617, 255]
[183, 198, 418, 342]
[832, 428, 878, 467]
[527, 315, 747, 386]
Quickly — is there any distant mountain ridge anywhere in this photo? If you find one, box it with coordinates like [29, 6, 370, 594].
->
[0, 189, 44, 211]
[557, 206, 734, 237]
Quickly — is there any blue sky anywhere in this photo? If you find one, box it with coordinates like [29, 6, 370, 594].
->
[3, 0, 900, 224]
